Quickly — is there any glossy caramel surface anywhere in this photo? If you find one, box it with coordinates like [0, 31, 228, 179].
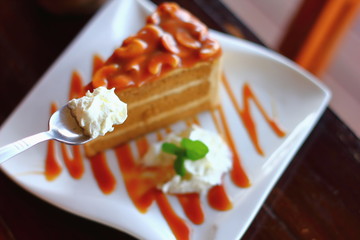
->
[92, 3, 221, 90]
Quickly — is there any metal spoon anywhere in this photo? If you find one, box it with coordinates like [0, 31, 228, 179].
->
[0, 105, 92, 164]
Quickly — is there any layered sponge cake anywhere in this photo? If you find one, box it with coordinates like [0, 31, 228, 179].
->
[84, 2, 222, 157]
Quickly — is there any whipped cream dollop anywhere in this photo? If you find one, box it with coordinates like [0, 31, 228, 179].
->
[142, 125, 232, 194]
[68, 87, 127, 138]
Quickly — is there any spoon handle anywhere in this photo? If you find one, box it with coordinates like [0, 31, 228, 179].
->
[0, 131, 53, 165]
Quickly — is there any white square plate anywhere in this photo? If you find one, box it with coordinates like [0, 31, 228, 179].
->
[0, 0, 330, 239]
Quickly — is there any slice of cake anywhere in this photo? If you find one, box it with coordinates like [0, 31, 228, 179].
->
[84, 2, 222, 157]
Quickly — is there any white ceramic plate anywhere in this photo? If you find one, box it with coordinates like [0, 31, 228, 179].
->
[0, 0, 331, 239]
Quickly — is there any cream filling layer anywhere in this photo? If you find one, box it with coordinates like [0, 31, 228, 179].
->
[128, 78, 205, 109]
[115, 96, 210, 136]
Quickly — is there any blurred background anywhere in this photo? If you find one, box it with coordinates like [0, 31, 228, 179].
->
[222, 0, 360, 137]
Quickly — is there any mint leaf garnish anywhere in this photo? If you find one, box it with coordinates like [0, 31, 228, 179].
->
[174, 157, 186, 176]
[181, 138, 209, 161]
[162, 142, 184, 155]
[161, 138, 209, 177]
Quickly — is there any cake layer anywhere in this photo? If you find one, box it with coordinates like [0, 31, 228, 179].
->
[115, 60, 217, 104]
[127, 80, 209, 121]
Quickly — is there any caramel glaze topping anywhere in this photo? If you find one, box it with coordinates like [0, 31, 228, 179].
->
[91, 3, 222, 91]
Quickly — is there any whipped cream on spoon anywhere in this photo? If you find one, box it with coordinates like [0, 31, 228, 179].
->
[0, 87, 127, 164]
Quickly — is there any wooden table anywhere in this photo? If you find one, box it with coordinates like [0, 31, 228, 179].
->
[1, 0, 359, 239]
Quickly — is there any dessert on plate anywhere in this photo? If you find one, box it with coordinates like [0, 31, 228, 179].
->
[84, 2, 222, 157]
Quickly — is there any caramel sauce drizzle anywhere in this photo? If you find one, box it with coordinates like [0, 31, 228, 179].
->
[177, 193, 204, 225]
[44, 103, 62, 181]
[69, 71, 86, 99]
[92, 54, 105, 75]
[216, 105, 251, 188]
[114, 144, 156, 213]
[207, 184, 233, 211]
[155, 191, 191, 240]
[60, 145, 84, 179]
[136, 136, 150, 158]
[89, 152, 116, 194]
[222, 74, 286, 156]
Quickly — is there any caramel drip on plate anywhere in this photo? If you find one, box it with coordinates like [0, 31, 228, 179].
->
[92, 54, 105, 75]
[177, 193, 204, 225]
[222, 75, 286, 156]
[217, 105, 251, 188]
[115, 144, 156, 213]
[89, 152, 116, 194]
[207, 184, 233, 211]
[60, 145, 84, 179]
[69, 71, 86, 99]
[44, 103, 62, 180]
[155, 191, 191, 240]
[136, 136, 150, 158]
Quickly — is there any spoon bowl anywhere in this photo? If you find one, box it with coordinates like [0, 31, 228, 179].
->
[49, 105, 93, 145]
[0, 105, 92, 164]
